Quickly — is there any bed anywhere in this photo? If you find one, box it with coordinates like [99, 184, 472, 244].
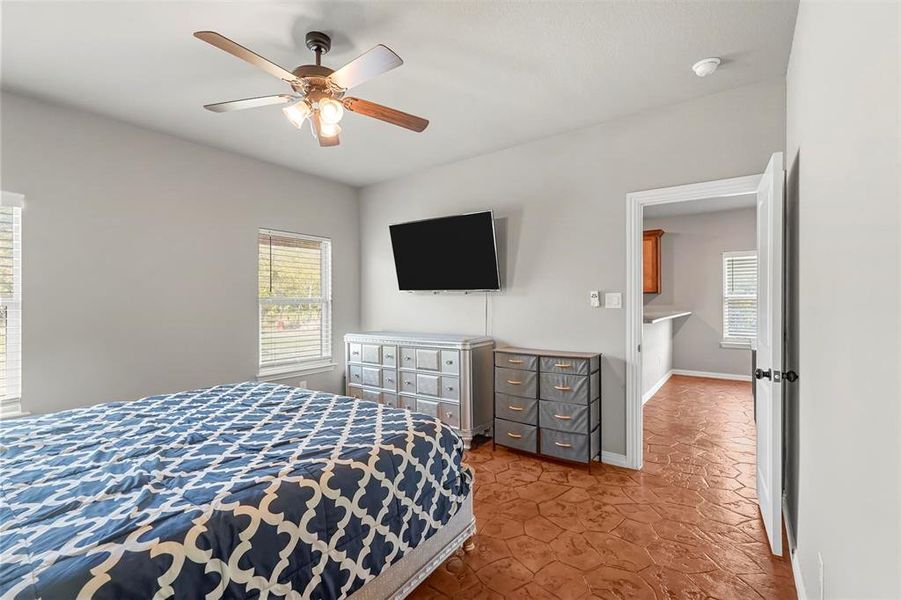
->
[0, 382, 474, 599]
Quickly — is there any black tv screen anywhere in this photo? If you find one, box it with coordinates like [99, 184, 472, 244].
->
[390, 211, 500, 291]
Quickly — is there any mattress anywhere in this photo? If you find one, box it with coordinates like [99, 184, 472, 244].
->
[0, 382, 472, 599]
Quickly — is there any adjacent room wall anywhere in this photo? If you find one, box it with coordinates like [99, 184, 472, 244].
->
[786, 1, 900, 597]
[644, 207, 756, 377]
[359, 79, 786, 456]
[1, 91, 361, 414]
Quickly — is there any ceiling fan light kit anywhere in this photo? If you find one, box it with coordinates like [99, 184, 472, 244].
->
[195, 29, 429, 147]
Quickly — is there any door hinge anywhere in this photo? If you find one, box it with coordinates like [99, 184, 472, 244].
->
[637, 344, 641, 353]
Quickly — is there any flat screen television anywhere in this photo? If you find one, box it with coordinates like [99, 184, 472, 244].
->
[390, 211, 501, 291]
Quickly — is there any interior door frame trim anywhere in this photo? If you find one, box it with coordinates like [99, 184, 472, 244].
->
[624, 174, 762, 470]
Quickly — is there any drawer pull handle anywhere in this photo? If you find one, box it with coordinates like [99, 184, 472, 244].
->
[387, 378, 393, 383]
[553, 414, 572, 420]
[508, 405, 524, 411]
[506, 432, 523, 439]
[554, 385, 572, 391]
[507, 358, 524, 364]
[404, 380, 412, 385]
[352, 351, 360, 355]
[446, 386, 454, 391]
[353, 374, 360, 379]
[554, 441, 573, 448]
[554, 362, 573, 369]
[385, 354, 393, 359]
[445, 412, 453, 418]
[404, 356, 412, 361]
[446, 360, 454, 365]
[506, 380, 523, 385]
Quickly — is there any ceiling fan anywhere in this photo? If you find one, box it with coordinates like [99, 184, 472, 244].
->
[194, 30, 429, 147]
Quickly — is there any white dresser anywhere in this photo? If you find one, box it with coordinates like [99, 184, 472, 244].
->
[344, 331, 494, 448]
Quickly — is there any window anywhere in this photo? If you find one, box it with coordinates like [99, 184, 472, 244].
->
[722, 250, 757, 348]
[0, 194, 22, 415]
[258, 229, 332, 376]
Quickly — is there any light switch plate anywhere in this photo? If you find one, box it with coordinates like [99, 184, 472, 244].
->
[605, 292, 623, 309]
[589, 290, 601, 307]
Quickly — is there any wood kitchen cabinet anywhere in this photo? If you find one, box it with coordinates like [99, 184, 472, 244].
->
[643, 229, 664, 293]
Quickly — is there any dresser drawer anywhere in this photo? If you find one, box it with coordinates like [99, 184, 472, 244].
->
[495, 352, 538, 371]
[349, 365, 363, 385]
[539, 372, 599, 404]
[362, 344, 381, 364]
[382, 392, 398, 408]
[397, 396, 416, 411]
[417, 373, 440, 397]
[495, 419, 537, 453]
[540, 427, 599, 463]
[440, 376, 460, 401]
[382, 369, 398, 391]
[416, 348, 440, 371]
[362, 389, 382, 404]
[539, 399, 599, 434]
[400, 347, 416, 368]
[416, 398, 439, 418]
[381, 345, 398, 367]
[441, 350, 460, 374]
[348, 343, 363, 362]
[495, 393, 538, 425]
[540, 356, 593, 376]
[346, 386, 363, 399]
[400, 374, 417, 394]
[439, 402, 460, 428]
[362, 366, 382, 387]
[495, 367, 537, 398]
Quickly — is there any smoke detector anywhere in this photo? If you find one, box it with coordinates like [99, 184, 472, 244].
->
[692, 57, 721, 77]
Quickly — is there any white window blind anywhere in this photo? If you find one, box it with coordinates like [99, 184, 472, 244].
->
[722, 250, 757, 345]
[258, 229, 332, 374]
[0, 205, 22, 406]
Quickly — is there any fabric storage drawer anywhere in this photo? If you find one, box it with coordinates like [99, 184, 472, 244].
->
[417, 373, 440, 397]
[416, 398, 439, 418]
[495, 419, 537, 453]
[362, 389, 381, 404]
[539, 399, 599, 434]
[495, 393, 538, 425]
[362, 367, 382, 387]
[381, 345, 397, 367]
[349, 365, 363, 385]
[540, 427, 600, 463]
[439, 402, 460, 428]
[382, 369, 398, 391]
[441, 350, 460, 374]
[539, 372, 599, 404]
[382, 392, 398, 408]
[540, 356, 593, 376]
[416, 348, 440, 371]
[495, 352, 538, 371]
[362, 344, 381, 364]
[400, 374, 416, 394]
[495, 367, 537, 398]
[440, 377, 460, 401]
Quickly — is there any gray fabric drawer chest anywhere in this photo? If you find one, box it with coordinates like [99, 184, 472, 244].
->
[493, 347, 601, 464]
[344, 331, 494, 448]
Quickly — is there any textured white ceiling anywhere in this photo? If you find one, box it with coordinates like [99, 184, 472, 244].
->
[1, 1, 798, 186]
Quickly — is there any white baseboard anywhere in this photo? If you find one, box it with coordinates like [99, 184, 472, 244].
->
[671, 369, 751, 382]
[601, 451, 629, 468]
[784, 499, 806, 600]
[642, 370, 673, 404]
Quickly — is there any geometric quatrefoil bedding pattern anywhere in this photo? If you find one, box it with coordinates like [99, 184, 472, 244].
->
[0, 382, 471, 599]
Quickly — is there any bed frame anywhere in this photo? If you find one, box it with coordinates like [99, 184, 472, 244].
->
[352, 486, 476, 599]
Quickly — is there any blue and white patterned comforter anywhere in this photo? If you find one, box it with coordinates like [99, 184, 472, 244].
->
[0, 382, 472, 599]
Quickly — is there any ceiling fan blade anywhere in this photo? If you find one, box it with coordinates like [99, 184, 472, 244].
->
[203, 94, 296, 113]
[328, 45, 402, 90]
[310, 113, 340, 147]
[194, 31, 298, 83]
[343, 97, 428, 132]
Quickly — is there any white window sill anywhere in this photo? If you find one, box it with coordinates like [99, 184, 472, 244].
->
[720, 340, 752, 350]
[0, 397, 27, 419]
[258, 361, 336, 382]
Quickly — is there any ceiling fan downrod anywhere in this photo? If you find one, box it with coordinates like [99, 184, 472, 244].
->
[305, 31, 331, 67]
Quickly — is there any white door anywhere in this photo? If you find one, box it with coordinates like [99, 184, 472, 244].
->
[755, 152, 785, 556]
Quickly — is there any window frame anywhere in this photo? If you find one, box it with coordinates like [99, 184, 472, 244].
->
[721, 249, 758, 349]
[257, 228, 334, 379]
[0, 191, 23, 417]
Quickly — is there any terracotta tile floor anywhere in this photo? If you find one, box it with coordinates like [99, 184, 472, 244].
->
[411, 375, 796, 599]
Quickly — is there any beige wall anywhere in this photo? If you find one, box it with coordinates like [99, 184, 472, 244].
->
[360, 79, 786, 456]
[645, 207, 756, 377]
[786, 1, 900, 597]
[1, 92, 361, 414]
